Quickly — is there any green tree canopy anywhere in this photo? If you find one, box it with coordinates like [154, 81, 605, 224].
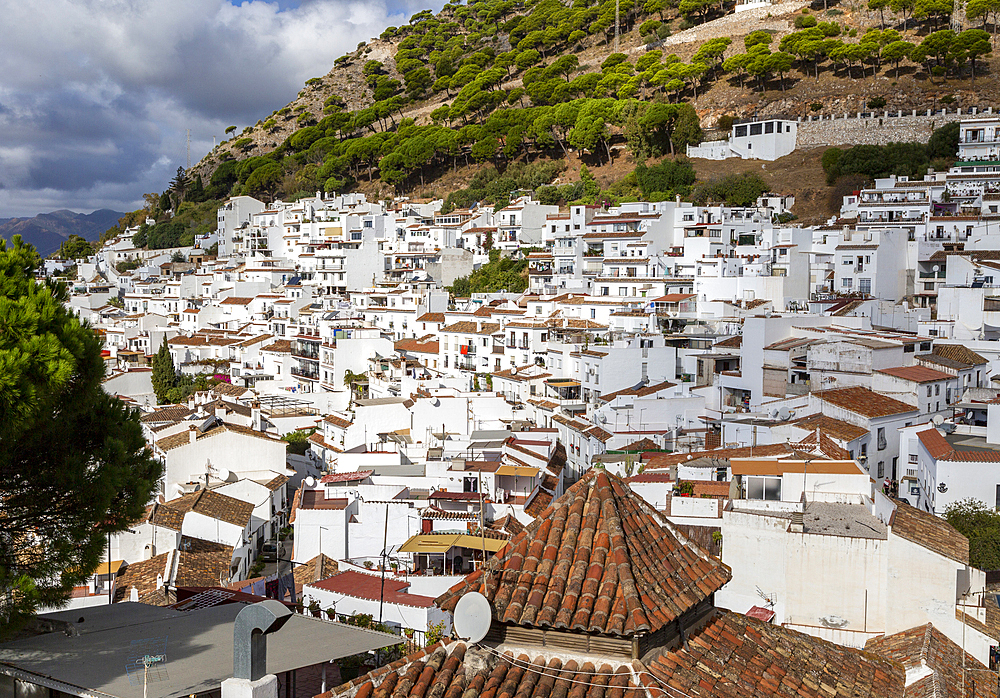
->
[0, 236, 162, 633]
[944, 498, 1000, 570]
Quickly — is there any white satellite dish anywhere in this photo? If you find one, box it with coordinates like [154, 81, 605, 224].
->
[510, 367, 518, 376]
[932, 414, 944, 426]
[453, 592, 492, 644]
[216, 467, 232, 483]
[598, 413, 608, 424]
[769, 409, 780, 419]
[304, 476, 317, 488]
[432, 398, 441, 407]
[777, 407, 790, 421]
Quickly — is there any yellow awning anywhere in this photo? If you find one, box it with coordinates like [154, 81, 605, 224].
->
[453, 535, 507, 553]
[94, 560, 124, 576]
[495, 465, 540, 477]
[398, 534, 507, 554]
[398, 534, 460, 554]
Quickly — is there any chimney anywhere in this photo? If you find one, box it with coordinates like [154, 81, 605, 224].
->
[251, 400, 261, 431]
[189, 424, 198, 444]
[216, 405, 227, 421]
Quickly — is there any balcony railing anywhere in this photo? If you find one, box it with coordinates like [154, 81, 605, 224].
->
[291, 366, 319, 380]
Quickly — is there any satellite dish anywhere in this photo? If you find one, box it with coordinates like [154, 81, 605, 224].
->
[598, 413, 608, 424]
[932, 265, 940, 272]
[777, 407, 790, 421]
[510, 367, 518, 376]
[769, 409, 780, 419]
[453, 592, 492, 644]
[932, 415, 944, 425]
[304, 476, 317, 488]
[216, 467, 232, 483]
[432, 398, 441, 407]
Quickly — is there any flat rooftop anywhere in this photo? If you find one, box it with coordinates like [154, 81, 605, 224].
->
[0, 601, 399, 698]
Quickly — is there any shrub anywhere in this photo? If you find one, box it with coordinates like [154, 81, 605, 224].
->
[635, 159, 697, 199]
[810, 102, 823, 112]
[795, 14, 818, 27]
[867, 96, 887, 110]
[821, 146, 844, 184]
[691, 172, 769, 206]
[716, 114, 736, 132]
[656, 23, 672, 38]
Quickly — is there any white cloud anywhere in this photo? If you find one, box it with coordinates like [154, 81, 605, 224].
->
[0, 0, 433, 218]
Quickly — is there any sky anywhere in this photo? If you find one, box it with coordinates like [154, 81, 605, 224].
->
[0, 0, 438, 219]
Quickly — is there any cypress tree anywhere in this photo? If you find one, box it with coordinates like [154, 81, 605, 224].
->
[151, 337, 177, 404]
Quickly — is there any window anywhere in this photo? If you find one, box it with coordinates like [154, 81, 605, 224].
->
[927, 386, 932, 398]
[764, 121, 775, 134]
[877, 461, 884, 479]
[877, 428, 886, 450]
[909, 453, 918, 464]
[746, 476, 781, 501]
[735, 125, 748, 137]
[750, 123, 763, 136]
[935, 384, 940, 396]
[590, 309, 596, 319]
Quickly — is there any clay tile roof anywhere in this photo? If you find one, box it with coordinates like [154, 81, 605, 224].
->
[141, 405, 194, 423]
[646, 611, 905, 698]
[264, 474, 289, 491]
[865, 623, 993, 698]
[324, 414, 353, 429]
[932, 344, 988, 367]
[166, 489, 254, 528]
[435, 470, 731, 637]
[113, 553, 171, 604]
[876, 365, 954, 383]
[320, 470, 374, 484]
[211, 382, 249, 397]
[309, 570, 436, 608]
[292, 554, 339, 586]
[916, 427, 955, 459]
[148, 502, 185, 531]
[262, 339, 293, 353]
[793, 430, 851, 460]
[890, 502, 969, 564]
[219, 296, 254, 305]
[173, 538, 235, 588]
[621, 438, 661, 452]
[714, 335, 742, 348]
[792, 414, 869, 442]
[812, 386, 919, 419]
[416, 312, 445, 323]
[598, 380, 676, 403]
[323, 642, 645, 698]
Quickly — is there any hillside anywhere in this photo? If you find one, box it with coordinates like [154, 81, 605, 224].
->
[168, 0, 998, 222]
[0, 209, 126, 257]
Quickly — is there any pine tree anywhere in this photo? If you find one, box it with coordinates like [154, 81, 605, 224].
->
[0, 236, 162, 634]
[151, 337, 177, 404]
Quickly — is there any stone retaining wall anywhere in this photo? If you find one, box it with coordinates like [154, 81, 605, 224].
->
[796, 107, 995, 148]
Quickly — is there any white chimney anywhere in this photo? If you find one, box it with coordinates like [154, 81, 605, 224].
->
[129, 587, 139, 602]
[251, 400, 261, 431]
[216, 405, 227, 421]
[189, 424, 198, 444]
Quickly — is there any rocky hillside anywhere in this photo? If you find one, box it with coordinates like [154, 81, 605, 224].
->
[178, 0, 999, 212]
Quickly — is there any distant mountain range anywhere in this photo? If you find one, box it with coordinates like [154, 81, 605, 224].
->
[0, 209, 126, 257]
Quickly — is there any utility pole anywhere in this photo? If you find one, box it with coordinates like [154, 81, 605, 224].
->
[379, 503, 389, 624]
[614, 0, 620, 53]
[186, 129, 191, 169]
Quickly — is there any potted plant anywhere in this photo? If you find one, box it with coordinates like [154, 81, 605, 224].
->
[326, 608, 337, 620]
[674, 480, 695, 497]
[308, 600, 321, 617]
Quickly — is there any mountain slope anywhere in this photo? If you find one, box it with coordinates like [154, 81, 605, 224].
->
[178, 0, 999, 212]
[0, 209, 127, 257]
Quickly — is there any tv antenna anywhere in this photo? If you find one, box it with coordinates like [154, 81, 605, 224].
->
[125, 636, 169, 698]
[186, 129, 191, 169]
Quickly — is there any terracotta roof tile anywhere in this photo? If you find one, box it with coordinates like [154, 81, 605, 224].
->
[164, 489, 254, 528]
[812, 386, 919, 419]
[932, 344, 988, 367]
[876, 365, 954, 383]
[293, 554, 339, 586]
[435, 470, 731, 637]
[309, 570, 436, 608]
[646, 612, 904, 698]
[792, 413, 868, 442]
[890, 502, 969, 564]
[866, 623, 994, 698]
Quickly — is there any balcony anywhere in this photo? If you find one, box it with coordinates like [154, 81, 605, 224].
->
[918, 271, 946, 278]
[291, 366, 319, 381]
[456, 360, 478, 371]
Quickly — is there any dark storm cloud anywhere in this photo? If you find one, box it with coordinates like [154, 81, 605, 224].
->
[0, 0, 438, 218]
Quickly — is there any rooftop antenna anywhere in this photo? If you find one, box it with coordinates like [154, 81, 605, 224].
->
[186, 129, 191, 169]
[125, 636, 168, 698]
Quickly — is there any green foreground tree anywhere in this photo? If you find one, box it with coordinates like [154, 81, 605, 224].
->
[0, 236, 162, 633]
[944, 498, 1000, 570]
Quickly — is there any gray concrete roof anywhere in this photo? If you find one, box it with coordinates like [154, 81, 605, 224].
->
[0, 602, 399, 698]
